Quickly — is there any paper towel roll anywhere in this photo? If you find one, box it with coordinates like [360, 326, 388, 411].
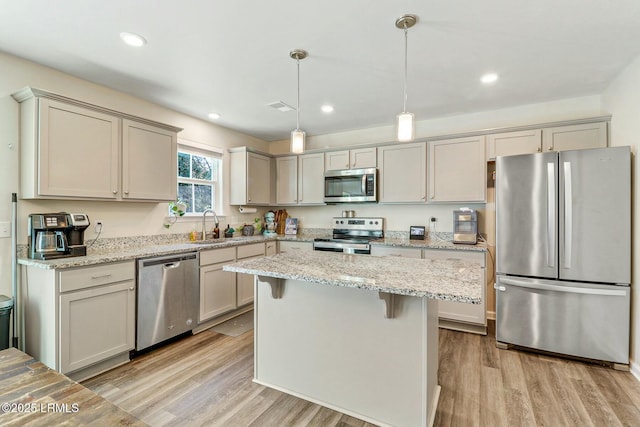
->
[238, 206, 257, 214]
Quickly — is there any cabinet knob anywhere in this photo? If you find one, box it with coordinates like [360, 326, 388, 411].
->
[421, 196, 426, 200]
[112, 190, 118, 194]
[345, 163, 349, 168]
[548, 146, 553, 151]
[129, 287, 135, 291]
[536, 147, 541, 152]
[430, 196, 434, 199]
[124, 191, 129, 195]
[352, 162, 356, 167]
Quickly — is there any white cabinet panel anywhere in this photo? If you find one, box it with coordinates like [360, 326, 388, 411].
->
[33, 98, 120, 199]
[278, 241, 313, 253]
[276, 156, 298, 204]
[122, 119, 177, 201]
[59, 280, 135, 374]
[428, 136, 486, 203]
[377, 142, 427, 203]
[325, 150, 350, 171]
[298, 153, 325, 204]
[199, 263, 237, 322]
[423, 249, 486, 331]
[487, 129, 542, 160]
[230, 148, 273, 205]
[324, 148, 376, 171]
[543, 122, 607, 152]
[370, 246, 422, 258]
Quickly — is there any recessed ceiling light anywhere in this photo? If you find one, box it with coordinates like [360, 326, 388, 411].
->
[481, 73, 499, 85]
[120, 32, 147, 47]
[321, 105, 334, 113]
[208, 112, 221, 120]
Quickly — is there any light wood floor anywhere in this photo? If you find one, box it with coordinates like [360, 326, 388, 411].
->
[83, 322, 640, 426]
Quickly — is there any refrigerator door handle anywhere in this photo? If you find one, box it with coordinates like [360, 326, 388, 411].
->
[546, 162, 556, 267]
[563, 161, 572, 269]
[499, 277, 627, 296]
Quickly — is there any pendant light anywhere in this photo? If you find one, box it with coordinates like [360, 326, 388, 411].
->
[395, 14, 417, 142]
[290, 49, 308, 154]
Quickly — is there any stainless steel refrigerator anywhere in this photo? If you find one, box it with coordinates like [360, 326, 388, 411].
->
[495, 146, 631, 365]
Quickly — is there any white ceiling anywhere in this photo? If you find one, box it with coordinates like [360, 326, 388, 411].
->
[1, 0, 640, 141]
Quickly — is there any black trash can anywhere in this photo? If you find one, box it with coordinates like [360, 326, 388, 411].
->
[0, 295, 13, 351]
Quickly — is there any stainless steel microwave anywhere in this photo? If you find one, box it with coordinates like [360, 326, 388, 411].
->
[324, 168, 377, 203]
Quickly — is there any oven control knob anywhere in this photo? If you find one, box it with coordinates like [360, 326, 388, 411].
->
[375, 221, 378, 225]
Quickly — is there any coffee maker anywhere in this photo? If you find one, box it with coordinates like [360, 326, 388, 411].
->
[28, 213, 74, 260]
[67, 213, 90, 256]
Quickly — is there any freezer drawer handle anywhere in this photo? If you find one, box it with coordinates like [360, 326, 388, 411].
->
[499, 277, 627, 297]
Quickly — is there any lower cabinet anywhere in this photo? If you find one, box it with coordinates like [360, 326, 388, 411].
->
[199, 243, 266, 323]
[23, 261, 136, 378]
[60, 280, 135, 374]
[370, 245, 422, 258]
[423, 249, 487, 334]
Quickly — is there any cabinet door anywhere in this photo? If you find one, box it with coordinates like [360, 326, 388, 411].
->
[543, 122, 607, 152]
[350, 147, 377, 169]
[428, 136, 486, 203]
[298, 153, 325, 204]
[325, 150, 350, 171]
[122, 119, 177, 201]
[423, 249, 486, 326]
[266, 241, 277, 256]
[247, 152, 272, 205]
[59, 280, 135, 374]
[487, 129, 542, 160]
[199, 263, 237, 322]
[38, 99, 119, 199]
[276, 156, 298, 204]
[237, 256, 262, 306]
[377, 142, 427, 203]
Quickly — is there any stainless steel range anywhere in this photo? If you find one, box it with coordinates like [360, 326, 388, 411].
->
[313, 217, 384, 254]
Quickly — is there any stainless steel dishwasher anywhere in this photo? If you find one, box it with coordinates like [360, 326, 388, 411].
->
[136, 252, 198, 351]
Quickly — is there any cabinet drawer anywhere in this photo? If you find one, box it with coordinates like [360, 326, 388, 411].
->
[423, 249, 485, 267]
[59, 261, 135, 293]
[237, 243, 265, 259]
[200, 247, 236, 266]
[370, 246, 422, 258]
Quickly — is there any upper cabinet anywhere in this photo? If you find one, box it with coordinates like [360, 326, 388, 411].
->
[487, 121, 608, 160]
[297, 153, 325, 204]
[428, 136, 486, 203]
[275, 153, 325, 205]
[325, 147, 376, 171]
[276, 156, 298, 205]
[229, 147, 273, 205]
[13, 87, 180, 201]
[377, 142, 427, 203]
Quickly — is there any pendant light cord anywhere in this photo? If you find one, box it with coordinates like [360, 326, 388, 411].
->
[296, 57, 300, 130]
[403, 23, 408, 113]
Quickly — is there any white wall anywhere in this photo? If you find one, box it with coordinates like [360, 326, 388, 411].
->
[0, 51, 270, 298]
[602, 53, 640, 377]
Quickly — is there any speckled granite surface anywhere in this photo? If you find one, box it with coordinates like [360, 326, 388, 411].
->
[224, 250, 482, 304]
[18, 229, 485, 270]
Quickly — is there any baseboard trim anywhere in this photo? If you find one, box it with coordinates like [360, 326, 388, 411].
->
[631, 359, 640, 382]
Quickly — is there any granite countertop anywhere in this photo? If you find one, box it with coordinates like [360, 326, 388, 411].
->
[223, 250, 482, 304]
[18, 231, 486, 270]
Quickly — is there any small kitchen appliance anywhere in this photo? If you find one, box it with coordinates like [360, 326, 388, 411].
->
[263, 211, 277, 236]
[67, 213, 90, 256]
[313, 217, 384, 254]
[324, 168, 377, 203]
[453, 209, 477, 244]
[28, 213, 73, 260]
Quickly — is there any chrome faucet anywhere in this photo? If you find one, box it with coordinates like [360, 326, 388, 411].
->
[202, 209, 219, 240]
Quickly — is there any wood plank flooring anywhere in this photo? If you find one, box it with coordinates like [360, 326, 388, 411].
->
[83, 322, 640, 426]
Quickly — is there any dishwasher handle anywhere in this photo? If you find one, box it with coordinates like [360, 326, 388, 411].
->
[140, 252, 197, 268]
[164, 262, 181, 270]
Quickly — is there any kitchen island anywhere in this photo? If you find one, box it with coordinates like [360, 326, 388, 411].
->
[224, 250, 482, 427]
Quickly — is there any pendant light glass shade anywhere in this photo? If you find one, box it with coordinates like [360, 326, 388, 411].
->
[291, 129, 305, 154]
[397, 112, 415, 142]
[395, 15, 417, 142]
[290, 49, 308, 154]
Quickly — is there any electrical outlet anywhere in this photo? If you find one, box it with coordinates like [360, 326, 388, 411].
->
[94, 221, 103, 233]
[430, 217, 437, 223]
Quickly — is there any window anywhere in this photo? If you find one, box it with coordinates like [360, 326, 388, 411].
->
[177, 141, 222, 215]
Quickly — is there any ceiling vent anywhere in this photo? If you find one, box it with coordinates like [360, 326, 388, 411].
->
[268, 101, 295, 112]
